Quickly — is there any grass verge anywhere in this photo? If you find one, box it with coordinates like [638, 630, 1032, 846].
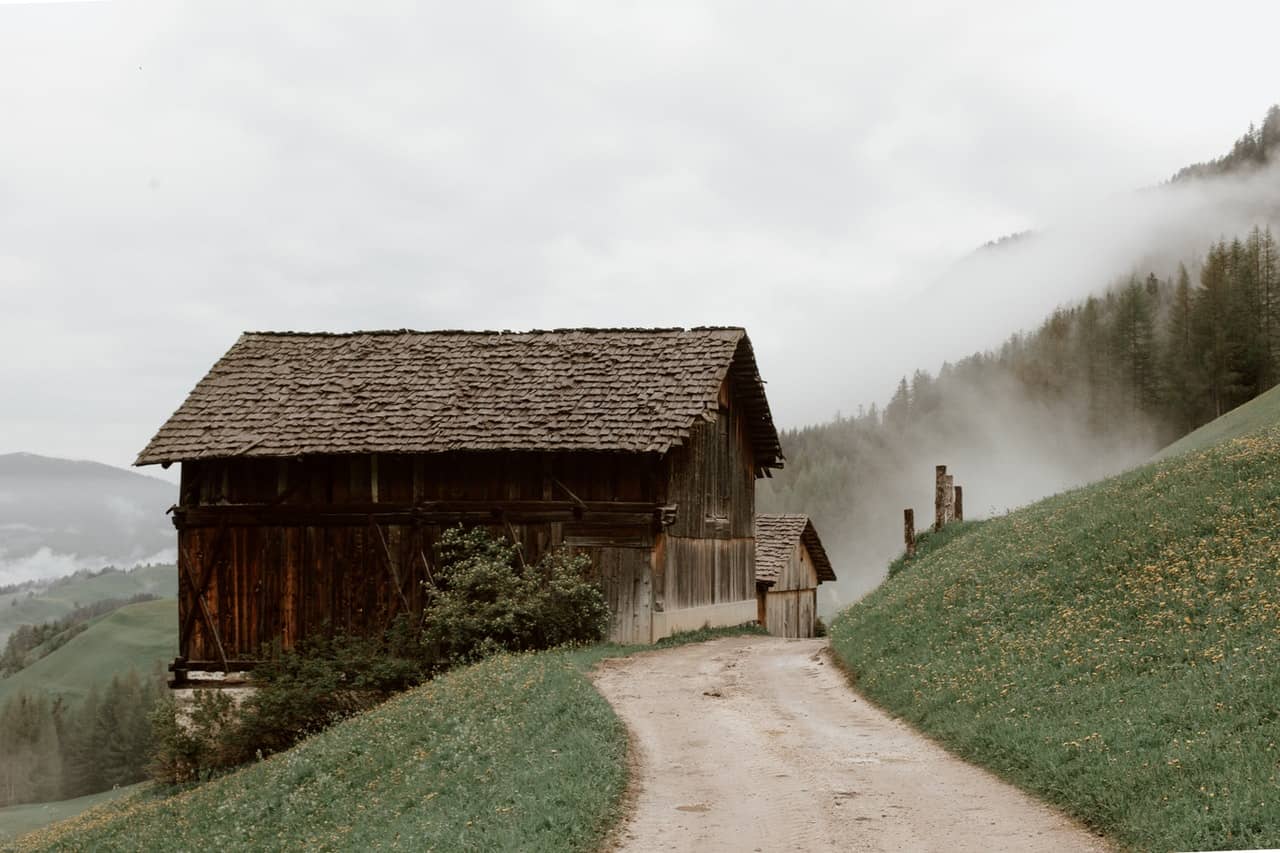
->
[9, 623, 763, 852]
[0, 787, 141, 844]
[832, 423, 1280, 852]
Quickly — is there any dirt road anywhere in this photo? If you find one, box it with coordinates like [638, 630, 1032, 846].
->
[591, 635, 1109, 853]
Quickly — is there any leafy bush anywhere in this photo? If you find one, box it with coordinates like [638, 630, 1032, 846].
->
[149, 688, 238, 785]
[423, 526, 610, 668]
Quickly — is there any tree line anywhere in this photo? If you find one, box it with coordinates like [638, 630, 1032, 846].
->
[910, 225, 1280, 441]
[0, 669, 164, 807]
[761, 224, 1280, 601]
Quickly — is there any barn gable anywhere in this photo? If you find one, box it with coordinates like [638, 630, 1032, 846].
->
[754, 514, 837, 588]
[136, 327, 782, 472]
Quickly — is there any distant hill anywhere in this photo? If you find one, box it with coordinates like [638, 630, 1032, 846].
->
[1171, 105, 1280, 182]
[0, 453, 175, 586]
[0, 563, 177, 645]
[0, 598, 176, 708]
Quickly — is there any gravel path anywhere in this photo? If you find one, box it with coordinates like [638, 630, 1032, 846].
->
[591, 635, 1110, 853]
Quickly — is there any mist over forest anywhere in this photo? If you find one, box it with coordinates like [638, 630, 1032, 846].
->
[0, 454, 175, 587]
[762, 107, 1280, 611]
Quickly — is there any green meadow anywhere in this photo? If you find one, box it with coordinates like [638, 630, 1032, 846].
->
[832, 421, 1280, 851]
[0, 565, 176, 645]
[0, 599, 176, 709]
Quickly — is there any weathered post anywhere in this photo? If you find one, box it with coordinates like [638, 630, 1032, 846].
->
[934, 465, 947, 531]
[904, 508, 916, 558]
[944, 474, 955, 524]
[954, 485, 964, 522]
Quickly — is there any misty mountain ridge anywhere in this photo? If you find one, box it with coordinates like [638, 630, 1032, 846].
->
[0, 452, 175, 587]
[765, 103, 1280, 609]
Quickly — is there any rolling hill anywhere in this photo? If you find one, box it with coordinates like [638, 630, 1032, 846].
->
[0, 598, 177, 708]
[0, 563, 177, 645]
[831, 414, 1280, 851]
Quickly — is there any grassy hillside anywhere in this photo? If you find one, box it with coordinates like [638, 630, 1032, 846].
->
[14, 650, 626, 852]
[0, 564, 177, 644]
[1157, 381, 1280, 459]
[11, 626, 761, 852]
[0, 787, 140, 844]
[0, 599, 176, 707]
[831, 421, 1280, 851]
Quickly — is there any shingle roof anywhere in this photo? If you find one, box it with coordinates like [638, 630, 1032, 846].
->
[754, 514, 837, 586]
[135, 327, 783, 469]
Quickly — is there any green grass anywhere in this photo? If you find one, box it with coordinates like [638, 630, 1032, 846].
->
[0, 565, 177, 645]
[9, 624, 763, 852]
[831, 422, 1280, 852]
[0, 787, 141, 844]
[0, 599, 176, 708]
[1157, 382, 1280, 459]
[886, 520, 986, 579]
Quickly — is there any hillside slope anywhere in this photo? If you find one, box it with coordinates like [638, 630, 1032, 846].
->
[12, 646, 630, 853]
[832, 422, 1280, 851]
[0, 599, 176, 707]
[1156, 381, 1280, 459]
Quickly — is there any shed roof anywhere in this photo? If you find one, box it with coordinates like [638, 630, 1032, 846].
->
[136, 327, 783, 469]
[754, 514, 837, 587]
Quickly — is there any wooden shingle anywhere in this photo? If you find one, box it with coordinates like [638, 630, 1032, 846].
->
[136, 327, 783, 468]
[754, 514, 837, 586]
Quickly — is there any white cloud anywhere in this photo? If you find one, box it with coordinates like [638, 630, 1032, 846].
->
[1, 0, 1279, 470]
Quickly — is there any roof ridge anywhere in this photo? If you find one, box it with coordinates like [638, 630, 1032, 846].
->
[240, 326, 747, 338]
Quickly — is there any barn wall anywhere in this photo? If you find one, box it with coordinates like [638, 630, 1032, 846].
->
[764, 588, 817, 638]
[184, 450, 660, 507]
[760, 544, 820, 638]
[657, 382, 757, 615]
[771, 542, 821, 593]
[175, 451, 661, 665]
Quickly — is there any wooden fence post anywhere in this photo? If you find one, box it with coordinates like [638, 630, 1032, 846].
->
[944, 474, 955, 524]
[904, 508, 916, 558]
[934, 465, 947, 531]
[954, 485, 964, 522]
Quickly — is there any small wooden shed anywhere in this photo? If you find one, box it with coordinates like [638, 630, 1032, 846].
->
[135, 327, 784, 681]
[754, 514, 836, 638]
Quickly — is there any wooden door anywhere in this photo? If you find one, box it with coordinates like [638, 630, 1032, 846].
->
[571, 544, 653, 644]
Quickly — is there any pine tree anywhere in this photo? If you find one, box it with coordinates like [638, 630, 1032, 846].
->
[1194, 243, 1237, 418]
[1161, 264, 1203, 431]
[884, 377, 911, 432]
[1113, 278, 1158, 413]
[1260, 227, 1280, 387]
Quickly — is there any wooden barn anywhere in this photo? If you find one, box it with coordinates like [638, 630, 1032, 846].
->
[754, 514, 836, 638]
[135, 327, 784, 681]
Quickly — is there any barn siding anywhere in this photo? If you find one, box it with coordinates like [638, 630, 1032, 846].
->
[176, 452, 664, 662]
[758, 543, 821, 639]
[763, 588, 817, 638]
[658, 383, 757, 614]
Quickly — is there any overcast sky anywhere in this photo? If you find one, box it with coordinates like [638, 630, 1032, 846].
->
[3, 1, 1280, 482]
